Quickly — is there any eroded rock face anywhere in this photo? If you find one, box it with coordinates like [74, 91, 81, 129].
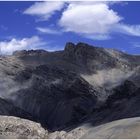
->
[81, 70, 140, 128]
[13, 49, 47, 57]
[0, 97, 32, 120]
[0, 116, 47, 139]
[12, 65, 97, 130]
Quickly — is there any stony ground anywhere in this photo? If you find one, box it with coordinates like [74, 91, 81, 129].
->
[0, 116, 47, 139]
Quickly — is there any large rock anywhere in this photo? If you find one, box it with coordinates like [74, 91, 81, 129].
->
[0, 116, 47, 139]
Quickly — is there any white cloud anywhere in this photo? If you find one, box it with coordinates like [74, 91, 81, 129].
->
[45, 45, 64, 52]
[59, 2, 122, 40]
[114, 24, 140, 36]
[24, 1, 65, 21]
[0, 36, 46, 55]
[130, 42, 140, 49]
[36, 27, 61, 35]
[85, 34, 111, 40]
[59, 3, 119, 34]
[58, 2, 140, 40]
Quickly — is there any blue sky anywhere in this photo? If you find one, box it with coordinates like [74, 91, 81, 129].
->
[0, 1, 140, 55]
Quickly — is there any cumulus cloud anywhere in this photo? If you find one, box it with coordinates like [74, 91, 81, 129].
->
[59, 2, 122, 40]
[0, 36, 46, 55]
[59, 2, 140, 40]
[59, 2, 121, 34]
[36, 27, 61, 35]
[24, 1, 65, 21]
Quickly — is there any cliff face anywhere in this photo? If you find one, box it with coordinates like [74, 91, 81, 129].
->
[0, 97, 32, 119]
[13, 65, 97, 130]
[0, 42, 140, 132]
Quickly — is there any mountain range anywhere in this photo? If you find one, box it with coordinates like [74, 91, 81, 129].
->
[0, 42, 140, 138]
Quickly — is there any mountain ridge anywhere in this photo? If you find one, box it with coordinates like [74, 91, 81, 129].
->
[0, 42, 139, 133]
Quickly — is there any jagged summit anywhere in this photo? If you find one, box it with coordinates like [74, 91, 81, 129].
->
[12, 42, 140, 62]
[11, 42, 121, 56]
[64, 42, 75, 50]
[13, 49, 47, 56]
[10, 42, 140, 75]
[65, 42, 92, 50]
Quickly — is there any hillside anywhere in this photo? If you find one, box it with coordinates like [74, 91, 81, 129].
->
[0, 42, 139, 135]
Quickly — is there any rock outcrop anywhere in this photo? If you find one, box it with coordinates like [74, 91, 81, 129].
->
[0, 116, 47, 139]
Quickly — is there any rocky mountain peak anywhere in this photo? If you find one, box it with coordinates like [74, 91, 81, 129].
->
[76, 42, 91, 48]
[13, 49, 47, 56]
[64, 42, 93, 52]
[64, 42, 75, 51]
[64, 42, 95, 56]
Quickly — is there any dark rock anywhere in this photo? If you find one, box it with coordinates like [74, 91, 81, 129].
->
[12, 65, 97, 130]
[107, 80, 137, 103]
[64, 42, 75, 51]
[13, 49, 47, 56]
[0, 97, 33, 121]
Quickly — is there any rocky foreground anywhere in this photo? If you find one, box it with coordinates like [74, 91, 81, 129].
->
[1, 116, 140, 139]
[0, 42, 140, 138]
[0, 116, 47, 139]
